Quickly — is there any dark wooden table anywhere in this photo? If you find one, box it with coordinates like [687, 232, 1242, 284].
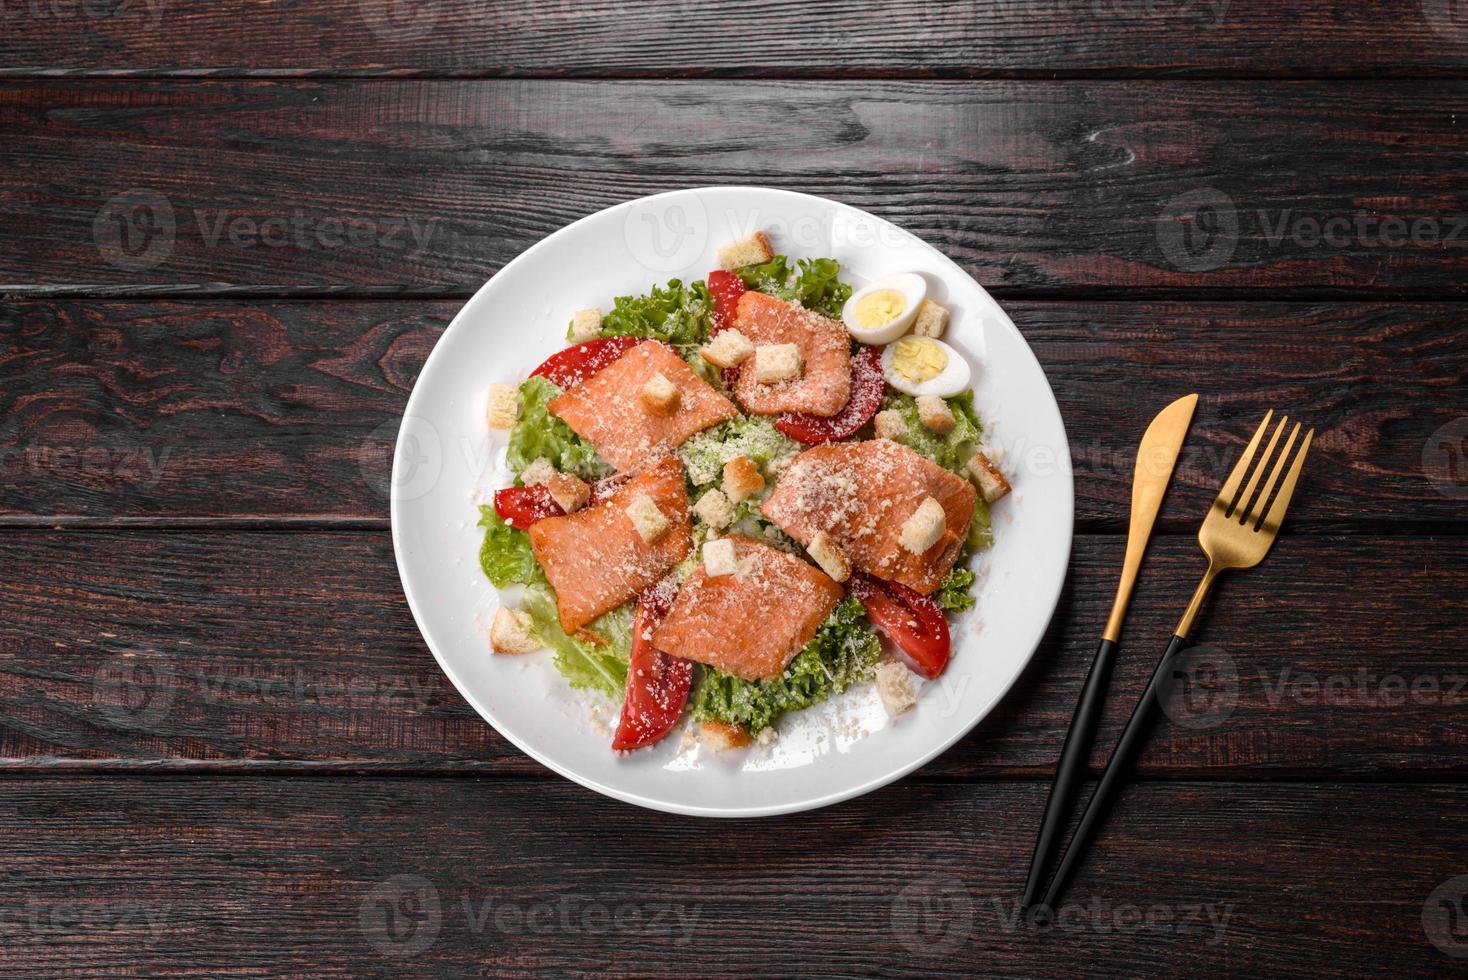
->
[3, 2, 1467, 975]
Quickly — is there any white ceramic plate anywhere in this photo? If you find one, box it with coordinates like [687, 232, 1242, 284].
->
[391, 187, 1073, 817]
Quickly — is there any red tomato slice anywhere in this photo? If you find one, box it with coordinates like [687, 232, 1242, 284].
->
[611, 591, 694, 751]
[492, 485, 564, 530]
[530, 336, 639, 390]
[706, 269, 747, 333]
[848, 572, 951, 678]
[775, 344, 885, 445]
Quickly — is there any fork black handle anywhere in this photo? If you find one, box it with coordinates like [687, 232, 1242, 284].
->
[1037, 632, 1190, 913]
[1020, 636, 1119, 909]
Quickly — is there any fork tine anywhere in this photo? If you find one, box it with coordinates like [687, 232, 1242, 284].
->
[1233, 415, 1287, 520]
[1259, 428, 1314, 535]
[1248, 422, 1300, 528]
[1215, 410, 1273, 512]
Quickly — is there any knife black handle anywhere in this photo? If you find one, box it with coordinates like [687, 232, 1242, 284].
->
[1037, 632, 1190, 913]
[1020, 636, 1119, 910]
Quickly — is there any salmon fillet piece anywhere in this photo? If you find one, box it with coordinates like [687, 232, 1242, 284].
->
[652, 536, 843, 682]
[549, 340, 737, 472]
[761, 440, 976, 595]
[731, 292, 852, 417]
[528, 457, 693, 633]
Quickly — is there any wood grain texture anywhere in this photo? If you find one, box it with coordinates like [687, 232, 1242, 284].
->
[3, 299, 1463, 525]
[3, 80, 1468, 293]
[0, 777, 1464, 976]
[2, 530, 1463, 776]
[2, 0, 1468, 78]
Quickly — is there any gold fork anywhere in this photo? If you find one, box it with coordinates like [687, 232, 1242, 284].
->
[1036, 411, 1314, 913]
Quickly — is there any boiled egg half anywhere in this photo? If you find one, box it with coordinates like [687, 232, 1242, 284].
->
[881, 336, 971, 397]
[841, 272, 927, 344]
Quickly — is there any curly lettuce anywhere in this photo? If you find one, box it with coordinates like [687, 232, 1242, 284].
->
[678, 416, 798, 488]
[519, 586, 633, 697]
[737, 255, 852, 320]
[691, 596, 881, 733]
[506, 376, 610, 481]
[880, 390, 984, 475]
[477, 506, 546, 588]
[934, 565, 977, 613]
[593, 277, 714, 347]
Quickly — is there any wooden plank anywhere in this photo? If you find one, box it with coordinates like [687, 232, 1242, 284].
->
[3, 80, 1468, 293]
[2, 1, 1468, 78]
[3, 299, 1463, 525]
[2, 530, 1463, 777]
[0, 777, 1462, 975]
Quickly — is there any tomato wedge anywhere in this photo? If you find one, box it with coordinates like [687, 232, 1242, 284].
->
[611, 589, 694, 751]
[492, 485, 564, 530]
[775, 344, 885, 445]
[848, 572, 951, 678]
[530, 336, 639, 390]
[706, 269, 747, 333]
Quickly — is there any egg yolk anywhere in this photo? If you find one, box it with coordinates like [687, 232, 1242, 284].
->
[853, 289, 907, 328]
[890, 337, 948, 382]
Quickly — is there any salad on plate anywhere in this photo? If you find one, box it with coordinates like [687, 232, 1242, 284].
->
[478, 230, 1013, 753]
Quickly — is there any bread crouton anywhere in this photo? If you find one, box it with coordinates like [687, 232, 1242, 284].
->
[916, 395, 956, 434]
[519, 456, 556, 487]
[900, 496, 947, 555]
[487, 383, 519, 429]
[873, 409, 907, 442]
[545, 472, 590, 514]
[700, 720, 752, 750]
[703, 537, 738, 577]
[806, 531, 851, 583]
[875, 660, 918, 715]
[716, 231, 774, 271]
[700, 328, 754, 369]
[625, 493, 669, 544]
[966, 450, 1012, 504]
[912, 299, 949, 339]
[722, 455, 765, 504]
[569, 308, 602, 343]
[640, 371, 681, 416]
[692, 488, 735, 529]
[491, 606, 540, 654]
[754, 343, 802, 384]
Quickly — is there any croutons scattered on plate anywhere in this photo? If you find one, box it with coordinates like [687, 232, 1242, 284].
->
[520, 456, 556, 487]
[716, 231, 774, 272]
[753, 343, 802, 384]
[873, 408, 907, 442]
[722, 455, 765, 504]
[640, 371, 681, 416]
[625, 493, 670, 544]
[916, 395, 956, 434]
[487, 383, 519, 429]
[912, 299, 949, 339]
[569, 308, 602, 343]
[875, 660, 918, 715]
[900, 496, 947, 555]
[700, 720, 752, 750]
[806, 531, 851, 583]
[966, 450, 1012, 504]
[703, 537, 738, 577]
[545, 472, 591, 514]
[700, 328, 755, 369]
[692, 488, 735, 529]
[491, 606, 540, 654]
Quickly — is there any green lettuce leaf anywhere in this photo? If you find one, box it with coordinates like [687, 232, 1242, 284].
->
[519, 586, 632, 697]
[737, 255, 852, 320]
[595, 277, 714, 347]
[477, 506, 546, 588]
[678, 415, 798, 488]
[691, 595, 881, 733]
[506, 376, 610, 481]
[880, 389, 985, 475]
[934, 565, 977, 613]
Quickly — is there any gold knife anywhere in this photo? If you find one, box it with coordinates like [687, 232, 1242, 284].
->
[1021, 393, 1197, 910]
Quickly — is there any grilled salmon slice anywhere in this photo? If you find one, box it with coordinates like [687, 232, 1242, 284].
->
[549, 340, 737, 472]
[652, 536, 843, 682]
[528, 457, 693, 633]
[761, 440, 976, 595]
[731, 292, 851, 417]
